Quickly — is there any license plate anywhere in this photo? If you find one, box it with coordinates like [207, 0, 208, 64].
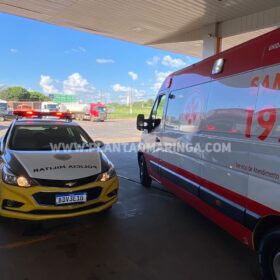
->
[55, 192, 87, 205]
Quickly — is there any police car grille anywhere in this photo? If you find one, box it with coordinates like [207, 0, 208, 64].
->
[34, 174, 100, 188]
[33, 187, 102, 206]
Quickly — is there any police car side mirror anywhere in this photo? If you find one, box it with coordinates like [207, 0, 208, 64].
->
[95, 140, 105, 148]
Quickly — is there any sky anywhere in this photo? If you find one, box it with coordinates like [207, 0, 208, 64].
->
[0, 13, 200, 104]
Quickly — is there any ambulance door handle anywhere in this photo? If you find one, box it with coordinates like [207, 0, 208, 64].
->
[155, 137, 161, 143]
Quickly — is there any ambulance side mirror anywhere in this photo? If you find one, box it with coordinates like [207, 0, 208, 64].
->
[137, 114, 152, 132]
[95, 140, 105, 148]
[137, 114, 145, 131]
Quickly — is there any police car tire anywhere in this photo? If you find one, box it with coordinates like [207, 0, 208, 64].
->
[259, 228, 280, 280]
[139, 154, 152, 188]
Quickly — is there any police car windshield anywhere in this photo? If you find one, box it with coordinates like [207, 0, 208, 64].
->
[9, 125, 94, 151]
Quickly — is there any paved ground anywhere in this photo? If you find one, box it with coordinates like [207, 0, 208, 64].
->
[0, 119, 141, 143]
[75, 119, 142, 144]
[0, 119, 260, 280]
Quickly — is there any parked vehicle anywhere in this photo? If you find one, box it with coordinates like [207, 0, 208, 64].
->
[60, 102, 107, 121]
[0, 99, 8, 121]
[137, 28, 280, 280]
[90, 103, 107, 122]
[15, 104, 33, 111]
[8, 101, 58, 112]
[40, 101, 59, 112]
[0, 110, 118, 220]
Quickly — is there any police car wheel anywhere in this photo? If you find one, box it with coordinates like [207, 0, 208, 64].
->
[259, 228, 280, 280]
[139, 154, 151, 188]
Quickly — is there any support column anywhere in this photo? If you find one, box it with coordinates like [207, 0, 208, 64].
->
[202, 23, 222, 58]
[202, 35, 222, 58]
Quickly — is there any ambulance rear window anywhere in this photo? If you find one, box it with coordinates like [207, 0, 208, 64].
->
[9, 125, 93, 151]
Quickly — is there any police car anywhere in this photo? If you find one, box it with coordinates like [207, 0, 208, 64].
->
[0, 111, 118, 220]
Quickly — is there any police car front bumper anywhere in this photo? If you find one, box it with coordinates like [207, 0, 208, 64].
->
[0, 176, 118, 220]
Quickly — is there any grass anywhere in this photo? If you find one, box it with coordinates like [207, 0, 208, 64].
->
[107, 102, 153, 119]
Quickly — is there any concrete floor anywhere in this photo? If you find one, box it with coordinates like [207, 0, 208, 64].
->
[0, 119, 261, 280]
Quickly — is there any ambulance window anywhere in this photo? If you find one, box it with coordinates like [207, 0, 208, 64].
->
[151, 94, 166, 120]
[204, 71, 260, 135]
[165, 85, 208, 132]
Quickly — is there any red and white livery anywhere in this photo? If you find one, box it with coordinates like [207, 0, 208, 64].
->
[137, 28, 280, 280]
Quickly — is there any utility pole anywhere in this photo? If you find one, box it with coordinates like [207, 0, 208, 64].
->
[129, 88, 133, 115]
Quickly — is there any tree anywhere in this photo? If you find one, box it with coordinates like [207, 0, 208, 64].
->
[0, 87, 50, 101]
[146, 98, 154, 107]
[29, 91, 50, 101]
[0, 87, 30, 101]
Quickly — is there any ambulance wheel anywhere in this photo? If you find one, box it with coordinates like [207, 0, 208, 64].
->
[139, 154, 152, 188]
[259, 228, 280, 280]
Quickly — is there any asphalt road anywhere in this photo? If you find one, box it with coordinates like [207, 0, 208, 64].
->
[77, 119, 142, 144]
[0, 119, 260, 280]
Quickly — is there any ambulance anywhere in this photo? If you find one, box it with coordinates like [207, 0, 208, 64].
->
[137, 28, 280, 280]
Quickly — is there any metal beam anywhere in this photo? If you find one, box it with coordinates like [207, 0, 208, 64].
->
[150, 5, 280, 46]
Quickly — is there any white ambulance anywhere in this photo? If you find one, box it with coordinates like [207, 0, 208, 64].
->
[137, 28, 280, 280]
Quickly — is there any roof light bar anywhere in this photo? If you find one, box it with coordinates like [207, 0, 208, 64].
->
[13, 111, 72, 120]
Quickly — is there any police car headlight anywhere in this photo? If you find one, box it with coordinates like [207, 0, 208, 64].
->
[98, 165, 116, 182]
[17, 176, 31, 187]
[2, 166, 32, 187]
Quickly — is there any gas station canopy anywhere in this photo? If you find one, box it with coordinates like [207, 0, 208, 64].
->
[0, 0, 279, 57]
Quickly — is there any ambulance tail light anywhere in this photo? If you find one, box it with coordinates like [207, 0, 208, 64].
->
[207, 124, 216, 131]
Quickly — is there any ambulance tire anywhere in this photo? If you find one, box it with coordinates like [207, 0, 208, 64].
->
[259, 228, 280, 280]
[139, 154, 152, 188]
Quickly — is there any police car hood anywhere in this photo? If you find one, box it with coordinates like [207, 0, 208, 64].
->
[7, 149, 106, 180]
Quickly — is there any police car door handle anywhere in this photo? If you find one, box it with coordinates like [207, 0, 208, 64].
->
[155, 137, 161, 143]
